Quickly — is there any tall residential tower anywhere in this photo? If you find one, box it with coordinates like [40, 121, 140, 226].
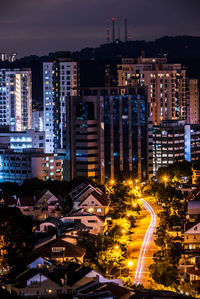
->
[0, 69, 32, 131]
[117, 56, 187, 125]
[43, 60, 78, 153]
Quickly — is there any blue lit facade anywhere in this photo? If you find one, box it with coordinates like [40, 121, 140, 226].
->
[67, 87, 153, 183]
[153, 121, 200, 174]
[104, 92, 150, 180]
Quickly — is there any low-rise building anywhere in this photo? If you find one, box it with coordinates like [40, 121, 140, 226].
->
[153, 120, 200, 174]
[0, 150, 63, 184]
[17, 189, 67, 220]
[61, 210, 105, 235]
[184, 222, 200, 251]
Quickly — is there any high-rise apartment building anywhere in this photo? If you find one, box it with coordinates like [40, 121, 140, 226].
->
[66, 87, 153, 184]
[117, 56, 187, 125]
[32, 110, 44, 132]
[0, 69, 32, 131]
[43, 60, 78, 153]
[153, 120, 200, 174]
[188, 79, 199, 124]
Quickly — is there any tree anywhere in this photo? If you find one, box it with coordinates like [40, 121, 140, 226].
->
[0, 207, 34, 269]
[149, 262, 178, 287]
[96, 246, 123, 276]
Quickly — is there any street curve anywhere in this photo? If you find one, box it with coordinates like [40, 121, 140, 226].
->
[134, 198, 157, 285]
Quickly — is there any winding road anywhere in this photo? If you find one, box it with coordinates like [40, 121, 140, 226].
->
[127, 196, 159, 287]
[134, 198, 157, 285]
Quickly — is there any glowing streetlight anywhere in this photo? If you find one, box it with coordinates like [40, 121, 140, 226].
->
[135, 179, 139, 184]
[114, 244, 119, 250]
[109, 179, 115, 186]
[135, 186, 139, 190]
[127, 260, 134, 267]
[121, 229, 126, 234]
[128, 180, 133, 185]
[163, 176, 169, 188]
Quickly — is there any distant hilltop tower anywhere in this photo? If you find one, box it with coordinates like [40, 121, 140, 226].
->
[106, 19, 110, 43]
[112, 18, 115, 42]
[124, 18, 128, 42]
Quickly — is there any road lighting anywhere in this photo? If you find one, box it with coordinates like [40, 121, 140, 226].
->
[163, 176, 168, 188]
[127, 260, 134, 267]
[128, 180, 133, 185]
[109, 179, 115, 186]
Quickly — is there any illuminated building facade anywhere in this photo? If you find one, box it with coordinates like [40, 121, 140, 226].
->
[43, 60, 78, 153]
[0, 69, 32, 131]
[188, 78, 200, 124]
[117, 56, 187, 125]
[32, 110, 44, 132]
[0, 127, 44, 151]
[66, 87, 153, 183]
[153, 120, 200, 174]
[0, 150, 63, 184]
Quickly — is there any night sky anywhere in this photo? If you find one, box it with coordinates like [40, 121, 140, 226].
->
[1, 0, 200, 57]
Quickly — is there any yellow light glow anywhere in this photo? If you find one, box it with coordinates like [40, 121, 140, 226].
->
[109, 179, 115, 186]
[138, 193, 141, 198]
[135, 186, 139, 190]
[163, 176, 168, 182]
[135, 179, 139, 183]
[128, 180, 133, 185]
[88, 208, 94, 213]
[121, 229, 126, 234]
[128, 260, 133, 267]
[115, 245, 119, 250]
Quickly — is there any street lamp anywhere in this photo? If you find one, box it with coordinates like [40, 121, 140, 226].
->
[127, 260, 134, 267]
[109, 179, 115, 186]
[163, 176, 168, 188]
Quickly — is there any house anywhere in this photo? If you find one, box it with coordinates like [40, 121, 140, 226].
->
[184, 222, 200, 251]
[17, 190, 67, 220]
[61, 210, 105, 235]
[62, 222, 89, 245]
[2, 261, 124, 298]
[70, 182, 105, 203]
[74, 190, 109, 216]
[34, 238, 86, 263]
[186, 264, 200, 287]
[38, 217, 63, 234]
[17, 196, 37, 218]
[76, 280, 133, 299]
[5, 268, 71, 297]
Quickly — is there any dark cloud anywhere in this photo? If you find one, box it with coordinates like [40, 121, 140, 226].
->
[0, 0, 199, 56]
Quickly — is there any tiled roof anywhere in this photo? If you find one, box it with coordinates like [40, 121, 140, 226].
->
[18, 196, 36, 206]
[35, 238, 85, 259]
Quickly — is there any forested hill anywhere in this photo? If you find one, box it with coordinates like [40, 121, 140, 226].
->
[0, 36, 200, 103]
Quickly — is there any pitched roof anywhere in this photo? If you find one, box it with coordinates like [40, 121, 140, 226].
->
[15, 268, 63, 287]
[17, 196, 36, 206]
[184, 221, 200, 234]
[34, 238, 85, 259]
[76, 281, 132, 298]
[78, 190, 109, 207]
